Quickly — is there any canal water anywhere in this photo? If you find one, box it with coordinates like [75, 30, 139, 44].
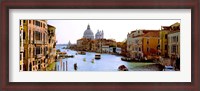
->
[56, 45, 163, 71]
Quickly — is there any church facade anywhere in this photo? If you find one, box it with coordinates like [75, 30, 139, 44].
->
[95, 30, 104, 39]
[83, 24, 104, 40]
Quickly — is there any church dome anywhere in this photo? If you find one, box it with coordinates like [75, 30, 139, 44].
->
[95, 30, 100, 36]
[83, 24, 94, 39]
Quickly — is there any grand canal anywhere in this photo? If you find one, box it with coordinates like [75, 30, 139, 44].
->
[55, 46, 163, 71]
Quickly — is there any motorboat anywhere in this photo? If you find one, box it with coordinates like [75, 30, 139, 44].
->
[118, 65, 128, 71]
[65, 55, 74, 58]
[95, 53, 101, 59]
[121, 57, 133, 62]
[163, 66, 175, 71]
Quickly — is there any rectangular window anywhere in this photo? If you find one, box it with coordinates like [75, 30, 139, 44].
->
[147, 47, 149, 52]
[33, 20, 35, 25]
[177, 36, 178, 42]
[29, 48, 31, 58]
[49, 39, 51, 43]
[36, 47, 41, 54]
[35, 31, 41, 40]
[29, 30, 31, 43]
[40, 33, 42, 41]
[171, 37, 172, 43]
[29, 20, 31, 24]
[36, 21, 38, 26]
[40, 47, 42, 54]
[135, 40, 138, 44]
[165, 45, 167, 50]
[23, 31, 25, 40]
[165, 34, 167, 39]
[41, 22, 42, 27]
[157, 45, 160, 50]
[44, 47, 48, 55]
[43, 33, 45, 44]
[20, 65, 21, 70]
[147, 39, 149, 44]
[35, 21, 41, 27]
[172, 45, 176, 53]
[33, 31, 35, 41]
[23, 20, 26, 23]
[172, 36, 176, 42]
[23, 51, 25, 58]
[39, 22, 41, 27]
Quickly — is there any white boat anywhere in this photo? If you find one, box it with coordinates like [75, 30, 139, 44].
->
[95, 53, 101, 59]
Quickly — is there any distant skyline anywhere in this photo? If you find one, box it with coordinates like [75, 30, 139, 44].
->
[47, 20, 180, 44]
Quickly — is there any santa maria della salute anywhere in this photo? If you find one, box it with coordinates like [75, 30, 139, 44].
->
[83, 24, 104, 39]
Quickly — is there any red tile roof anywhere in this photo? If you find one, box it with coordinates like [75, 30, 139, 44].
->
[168, 30, 180, 34]
[142, 31, 159, 37]
[131, 30, 160, 38]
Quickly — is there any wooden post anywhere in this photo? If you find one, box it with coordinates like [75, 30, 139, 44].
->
[66, 61, 67, 71]
[63, 62, 65, 71]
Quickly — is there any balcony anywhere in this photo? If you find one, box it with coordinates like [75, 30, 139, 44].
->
[43, 41, 48, 45]
[34, 40, 43, 44]
[36, 54, 43, 59]
[20, 46, 24, 52]
[29, 40, 33, 44]
[20, 60, 23, 65]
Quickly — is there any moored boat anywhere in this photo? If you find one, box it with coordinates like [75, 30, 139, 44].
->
[74, 63, 78, 71]
[65, 55, 74, 58]
[78, 51, 86, 55]
[95, 53, 101, 59]
[57, 52, 67, 57]
[121, 57, 133, 62]
[118, 65, 128, 71]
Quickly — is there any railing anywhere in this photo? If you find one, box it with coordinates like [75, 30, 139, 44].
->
[34, 40, 43, 44]
[29, 39, 33, 44]
[36, 54, 43, 59]
[20, 46, 24, 52]
[20, 60, 23, 63]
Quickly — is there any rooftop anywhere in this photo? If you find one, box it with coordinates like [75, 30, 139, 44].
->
[142, 31, 160, 37]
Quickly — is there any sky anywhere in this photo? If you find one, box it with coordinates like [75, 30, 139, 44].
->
[47, 20, 180, 44]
